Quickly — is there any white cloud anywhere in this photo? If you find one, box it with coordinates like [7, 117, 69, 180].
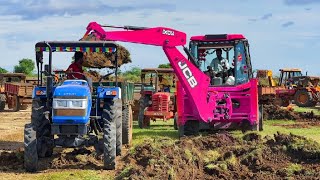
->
[0, 1, 319, 75]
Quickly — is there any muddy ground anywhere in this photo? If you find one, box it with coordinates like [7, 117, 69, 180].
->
[119, 132, 320, 179]
[0, 106, 320, 179]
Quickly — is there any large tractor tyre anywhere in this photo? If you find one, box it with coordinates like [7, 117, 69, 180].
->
[173, 113, 178, 130]
[294, 90, 314, 107]
[24, 123, 38, 172]
[0, 94, 6, 111]
[12, 95, 20, 112]
[122, 105, 133, 146]
[102, 99, 121, 170]
[31, 99, 53, 158]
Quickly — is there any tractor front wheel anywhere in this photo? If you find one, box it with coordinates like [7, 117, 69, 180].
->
[24, 123, 38, 172]
[294, 90, 314, 107]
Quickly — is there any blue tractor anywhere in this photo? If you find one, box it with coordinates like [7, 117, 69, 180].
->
[24, 41, 128, 172]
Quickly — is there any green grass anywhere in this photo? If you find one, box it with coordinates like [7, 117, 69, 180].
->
[37, 170, 112, 180]
[292, 106, 320, 115]
[132, 119, 178, 146]
[260, 120, 320, 142]
[226, 120, 320, 143]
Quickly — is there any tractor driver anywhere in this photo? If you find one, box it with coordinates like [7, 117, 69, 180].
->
[158, 75, 171, 92]
[66, 52, 85, 79]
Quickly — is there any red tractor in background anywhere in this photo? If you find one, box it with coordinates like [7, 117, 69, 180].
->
[138, 68, 177, 128]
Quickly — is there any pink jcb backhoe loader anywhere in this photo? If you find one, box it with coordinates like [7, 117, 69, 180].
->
[83, 22, 262, 137]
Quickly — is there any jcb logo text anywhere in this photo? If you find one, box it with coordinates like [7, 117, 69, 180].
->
[162, 29, 175, 36]
[178, 61, 198, 88]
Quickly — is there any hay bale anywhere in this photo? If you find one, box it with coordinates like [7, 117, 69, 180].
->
[80, 33, 131, 68]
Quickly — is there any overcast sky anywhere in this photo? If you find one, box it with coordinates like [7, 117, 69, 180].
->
[0, 0, 319, 75]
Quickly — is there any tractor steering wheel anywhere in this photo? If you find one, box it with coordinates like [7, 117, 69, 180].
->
[65, 72, 87, 81]
[98, 71, 115, 86]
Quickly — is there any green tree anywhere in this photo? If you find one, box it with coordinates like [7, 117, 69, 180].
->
[14, 59, 35, 75]
[0, 67, 8, 73]
[121, 67, 141, 82]
[158, 63, 171, 68]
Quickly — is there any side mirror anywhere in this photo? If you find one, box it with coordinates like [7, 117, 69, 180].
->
[36, 52, 43, 64]
[44, 64, 49, 73]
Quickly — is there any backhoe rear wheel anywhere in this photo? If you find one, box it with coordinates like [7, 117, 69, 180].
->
[294, 90, 314, 107]
[0, 94, 6, 111]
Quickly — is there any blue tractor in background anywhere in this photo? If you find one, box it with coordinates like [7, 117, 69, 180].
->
[24, 41, 132, 172]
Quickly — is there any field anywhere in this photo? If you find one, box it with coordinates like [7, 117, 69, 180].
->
[0, 105, 320, 179]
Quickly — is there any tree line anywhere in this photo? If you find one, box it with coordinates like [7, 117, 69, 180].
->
[0, 58, 171, 83]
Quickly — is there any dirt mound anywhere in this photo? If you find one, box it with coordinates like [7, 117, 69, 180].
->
[80, 33, 131, 68]
[117, 132, 320, 179]
[263, 105, 300, 120]
[0, 150, 24, 171]
[263, 105, 320, 121]
[49, 148, 103, 170]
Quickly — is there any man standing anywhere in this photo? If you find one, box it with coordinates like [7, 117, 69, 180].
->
[66, 52, 84, 79]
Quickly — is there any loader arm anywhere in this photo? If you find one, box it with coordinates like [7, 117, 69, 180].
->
[85, 22, 214, 121]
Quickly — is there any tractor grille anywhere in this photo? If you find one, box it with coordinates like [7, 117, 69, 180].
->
[53, 109, 86, 116]
[152, 92, 170, 112]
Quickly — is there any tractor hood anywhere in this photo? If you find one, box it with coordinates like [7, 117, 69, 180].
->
[53, 80, 91, 98]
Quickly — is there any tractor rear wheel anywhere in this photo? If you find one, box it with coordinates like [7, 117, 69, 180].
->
[138, 97, 149, 128]
[24, 123, 38, 172]
[0, 94, 6, 111]
[294, 90, 314, 107]
[122, 105, 133, 146]
[103, 99, 121, 170]
[31, 98, 54, 158]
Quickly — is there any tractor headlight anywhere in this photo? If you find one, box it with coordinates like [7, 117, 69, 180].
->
[70, 100, 86, 108]
[148, 100, 152, 105]
[54, 100, 68, 108]
[53, 99, 87, 109]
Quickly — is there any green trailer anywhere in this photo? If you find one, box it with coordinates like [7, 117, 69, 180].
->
[92, 81, 134, 145]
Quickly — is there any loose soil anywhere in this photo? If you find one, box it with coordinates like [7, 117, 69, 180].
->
[118, 132, 320, 179]
[80, 33, 131, 68]
[1, 105, 320, 179]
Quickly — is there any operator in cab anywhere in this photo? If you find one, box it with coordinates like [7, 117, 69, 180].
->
[210, 48, 230, 73]
[208, 48, 234, 85]
[66, 52, 85, 79]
